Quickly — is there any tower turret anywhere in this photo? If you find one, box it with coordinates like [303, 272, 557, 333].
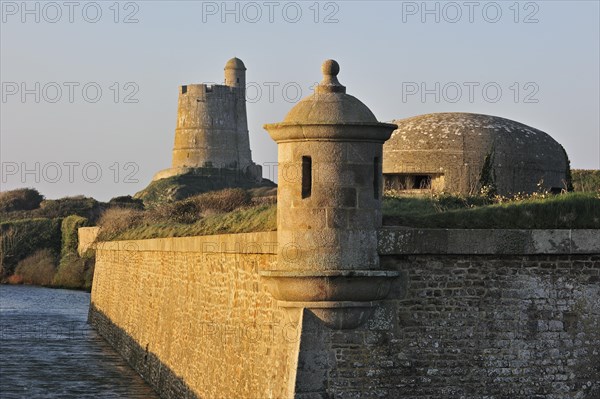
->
[260, 60, 399, 329]
[224, 57, 246, 89]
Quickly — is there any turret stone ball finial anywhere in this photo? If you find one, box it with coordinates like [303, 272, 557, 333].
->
[317, 59, 345, 94]
[322, 59, 340, 76]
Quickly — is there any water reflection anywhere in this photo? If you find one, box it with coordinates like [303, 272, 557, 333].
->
[0, 285, 158, 398]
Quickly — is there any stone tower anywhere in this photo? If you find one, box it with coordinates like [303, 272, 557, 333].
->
[261, 60, 399, 329]
[152, 58, 260, 181]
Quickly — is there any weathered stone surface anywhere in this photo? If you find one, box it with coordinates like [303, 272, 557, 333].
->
[378, 228, 600, 255]
[383, 112, 569, 195]
[90, 232, 301, 399]
[304, 253, 600, 398]
[152, 58, 261, 182]
[89, 228, 600, 398]
[77, 226, 100, 255]
[260, 60, 398, 329]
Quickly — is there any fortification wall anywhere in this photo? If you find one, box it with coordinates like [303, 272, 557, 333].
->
[89, 232, 303, 399]
[77, 226, 100, 256]
[88, 229, 600, 398]
[296, 229, 600, 398]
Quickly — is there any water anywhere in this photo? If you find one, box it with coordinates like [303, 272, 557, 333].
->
[0, 285, 159, 399]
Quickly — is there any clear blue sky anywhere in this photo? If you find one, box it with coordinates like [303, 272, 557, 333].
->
[1, 0, 599, 200]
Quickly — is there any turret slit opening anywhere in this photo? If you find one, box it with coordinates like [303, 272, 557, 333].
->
[374, 157, 380, 199]
[302, 156, 312, 199]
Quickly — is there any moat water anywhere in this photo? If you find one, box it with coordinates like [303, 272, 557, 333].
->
[0, 285, 158, 398]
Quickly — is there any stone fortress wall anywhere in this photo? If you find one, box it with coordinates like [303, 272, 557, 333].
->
[88, 229, 600, 398]
[89, 59, 599, 398]
[89, 232, 303, 399]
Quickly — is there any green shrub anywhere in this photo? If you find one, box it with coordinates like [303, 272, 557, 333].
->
[0, 188, 44, 212]
[478, 149, 497, 197]
[108, 195, 144, 210]
[61, 215, 88, 257]
[572, 169, 600, 192]
[562, 146, 574, 192]
[0, 218, 62, 278]
[83, 261, 95, 291]
[14, 248, 57, 286]
[39, 196, 101, 221]
[53, 252, 85, 288]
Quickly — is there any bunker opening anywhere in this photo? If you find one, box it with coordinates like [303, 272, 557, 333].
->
[384, 173, 444, 191]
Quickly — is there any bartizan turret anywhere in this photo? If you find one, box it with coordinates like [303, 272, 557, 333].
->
[261, 60, 399, 329]
[152, 57, 261, 181]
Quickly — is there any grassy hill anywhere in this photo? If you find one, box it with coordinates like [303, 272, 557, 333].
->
[134, 169, 276, 206]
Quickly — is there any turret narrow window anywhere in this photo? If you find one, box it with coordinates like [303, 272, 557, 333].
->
[302, 156, 312, 199]
[374, 157, 380, 199]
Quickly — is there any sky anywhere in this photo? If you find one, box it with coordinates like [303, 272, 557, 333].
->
[1, 0, 599, 201]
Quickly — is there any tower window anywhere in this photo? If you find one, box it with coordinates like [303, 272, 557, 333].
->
[374, 157, 380, 199]
[302, 156, 312, 199]
[237, 78, 240, 83]
[181, 85, 187, 94]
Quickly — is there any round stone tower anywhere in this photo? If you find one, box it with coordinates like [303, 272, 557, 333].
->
[261, 60, 399, 329]
[169, 58, 253, 172]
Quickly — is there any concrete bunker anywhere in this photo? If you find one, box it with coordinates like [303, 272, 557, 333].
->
[383, 112, 569, 195]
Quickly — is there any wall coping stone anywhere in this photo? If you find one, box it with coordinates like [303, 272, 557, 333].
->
[378, 228, 600, 255]
[92, 228, 599, 256]
[94, 231, 277, 254]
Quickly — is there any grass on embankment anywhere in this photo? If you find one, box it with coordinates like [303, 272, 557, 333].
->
[382, 192, 600, 229]
[99, 192, 600, 241]
[103, 204, 276, 241]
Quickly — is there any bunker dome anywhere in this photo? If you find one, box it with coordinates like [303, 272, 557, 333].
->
[382, 112, 569, 195]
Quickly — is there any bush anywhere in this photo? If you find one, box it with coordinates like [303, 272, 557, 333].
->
[144, 188, 252, 225]
[39, 196, 101, 221]
[572, 170, 600, 192]
[0, 188, 44, 212]
[97, 207, 145, 240]
[53, 253, 85, 288]
[61, 215, 88, 257]
[148, 199, 200, 224]
[83, 261, 95, 291]
[0, 218, 62, 278]
[14, 249, 57, 286]
[108, 195, 144, 210]
[192, 188, 252, 214]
